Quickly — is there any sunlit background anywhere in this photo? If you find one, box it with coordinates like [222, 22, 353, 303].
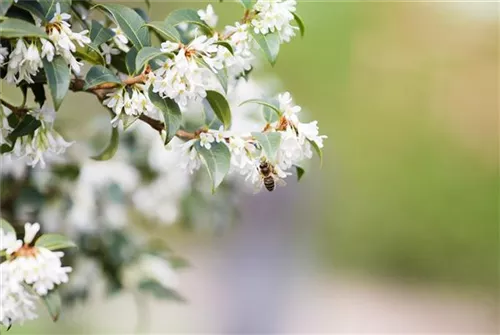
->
[6, 0, 499, 333]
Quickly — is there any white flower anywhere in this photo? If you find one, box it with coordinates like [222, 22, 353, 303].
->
[0, 42, 9, 65]
[103, 87, 125, 120]
[6, 247, 72, 296]
[0, 265, 38, 327]
[6, 39, 43, 84]
[40, 39, 55, 62]
[0, 106, 13, 145]
[23, 222, 40, 244]
[50, 3, 71, 24]
[177, 139, 201, 174]
[251, 0, 298, 43]
[160, 41, 180, 53]
[0, 229, 22, 256]
[198, 4, 218, 28]
[297, 120, 327, 148]
[279, 91, 301, 125]
[112, 27, 130, 52]
[100, 43, 120, 64]
[199, 132, 215, 149]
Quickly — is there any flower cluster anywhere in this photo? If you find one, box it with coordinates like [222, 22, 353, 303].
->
[149, 36, 225, 106]
[5, 3, 90, 84]
[103, 84, 161, 126]
[0, 223, 72, 327]
[172, 91, 326, 192]
[252, 0, 298, 43]
[3, 106, 73, 168]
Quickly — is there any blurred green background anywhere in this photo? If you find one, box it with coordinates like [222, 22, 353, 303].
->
[4, 1, 498, 333]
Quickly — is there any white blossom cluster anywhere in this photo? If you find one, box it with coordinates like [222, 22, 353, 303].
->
[103, 84, 161, 126]
[5, 3, 90, 84]
[2, 106, 73, 168]
[0, 223, 72, 327]
[172, 89, 326, 192]
[252, 0, 298, 42]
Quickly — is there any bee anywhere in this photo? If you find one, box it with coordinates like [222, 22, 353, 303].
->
[258, 159, 286, 192]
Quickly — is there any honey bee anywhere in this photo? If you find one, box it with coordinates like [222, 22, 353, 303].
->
[258, 159, 286, 192]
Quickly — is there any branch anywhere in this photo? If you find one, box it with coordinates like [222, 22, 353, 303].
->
[69, 77, 197, 140]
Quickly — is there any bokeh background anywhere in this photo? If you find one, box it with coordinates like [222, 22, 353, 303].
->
[6, 0, 499, 333]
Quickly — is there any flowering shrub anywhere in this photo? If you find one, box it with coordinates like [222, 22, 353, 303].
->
[0, 0, 325, 328]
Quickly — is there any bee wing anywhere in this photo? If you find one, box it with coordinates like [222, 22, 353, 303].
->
[275, 177, 287, 188]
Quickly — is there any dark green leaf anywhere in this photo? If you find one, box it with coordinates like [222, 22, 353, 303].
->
[92, 127, 119, 161]
[95, 3, 151, 49]
[0, 218, 15, 235]
[138, 280, 186, 302]
[35, 233, 77, 250]
[0, 0, 13, 16]
[292, 12, 305, 37]
[295, 165, 305, 181]
[8, 115, 41, 139]
[135, 47, 165, 73]
[15, 0, 71, 21]
[84, 65, 121, 90]
[195, 141, 231, 192]
[89, 20, 115, 49]
[148, 87, 181, 145]
[42, 290, 62, 322]
[205, 90, 231, 129]
[0, 18, 48, 38]
[308, 139, 323, 166]
[250, 31, 280, 66]
[42, 55, 70, 110]
[214, 41, 233, 54]
[252, 132, 281, 162]
[0, 143, 13, 153]
[30, 84, 46, 108]
[74, 45, 105, 66]
[125, 47, 138, 75]
[145, 21, 181, 42]
[133, 7, 149, 22]
[165, 8, 212, 33]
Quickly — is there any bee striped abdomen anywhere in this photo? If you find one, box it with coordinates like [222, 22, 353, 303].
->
[264, 176, 275, 191]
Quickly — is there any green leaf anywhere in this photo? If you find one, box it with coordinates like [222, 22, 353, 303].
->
[295, 165, 305, 181]
[84, 65, 121, 90]
[42, 56, 70, 111]
[308, 139, 323, 166]
[239, 0, 253, 9]
[0, 0, 13, 16]
[95, 3, 151, 49]
[214, 41, 233, 54]
[138, 280, 186, 302]
[250, 31, 280, 66]
[14, 0, 71, 22]
[292, 12, 305, 38]
[74, 45, 105, 66]
[165, 8, 212, 33]
[205, 90, 231, 129]
[0, 18, 48, 38]
[148, 87, 182, 145]
[35, 233, 77, 250]
[8, 115, 41, 140]
[252, 132, 281, 162]
[196, 58, 227, 93]
[145, 21, 181, 42]
[135, 47, 166, 73]
[195, 141, 231, 192]
[239, 99, 282, 117]
[89, 19, 115, 49]
[42, 290, 62, 322]
[30, 84, 46, 108]
[133, 7, 149, 22]
[125, 47, 138, 75]
[0, 218, 16, 235]
[92, 127, 119, 161]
